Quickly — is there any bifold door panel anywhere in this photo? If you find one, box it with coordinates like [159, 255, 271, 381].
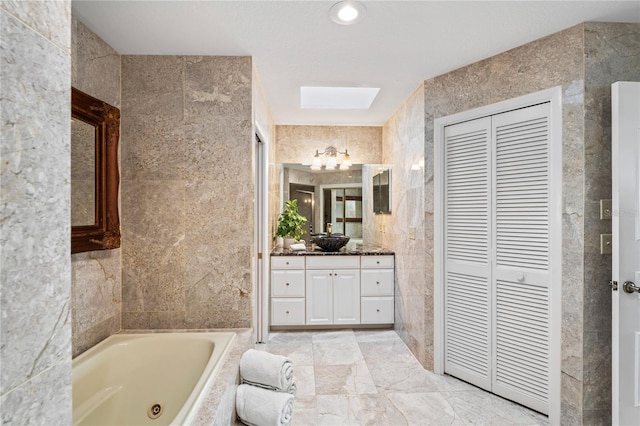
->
[444, 103, 552, 415]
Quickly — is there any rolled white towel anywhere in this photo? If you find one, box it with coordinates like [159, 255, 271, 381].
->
[288, 378, 297, 396]
[236, 384, 294, 426]
[240, 349, 294, 393]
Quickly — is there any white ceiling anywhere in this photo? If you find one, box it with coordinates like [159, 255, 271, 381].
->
[72, 1, 640, 126]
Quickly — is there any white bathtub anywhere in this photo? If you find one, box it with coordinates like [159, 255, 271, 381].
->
[72, 332, 236, 426]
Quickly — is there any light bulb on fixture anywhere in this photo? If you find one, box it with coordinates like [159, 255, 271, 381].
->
[342, 150, 352, 168]
[330, 1, 366, 25]
[338, 4, 358, 21]
[326, 156, 337, 170]
[311, 151, 322, 170]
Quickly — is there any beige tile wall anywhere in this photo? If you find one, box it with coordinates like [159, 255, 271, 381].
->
[581, 22, 640, 424]
[423, 24, 586, 424]
[70, 18, 123, 357]
[416, 22, 639, 424]
[276, 125, 382, 165]
[378, 84, 428, 367]
[120, 56, 254, 329]
[1, 1, 73, 423]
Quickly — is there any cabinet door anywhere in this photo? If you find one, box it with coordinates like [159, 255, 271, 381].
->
[272, 298, 305, 325]
[306, 270, 333, 325]
[271, 269, 305, 297]
[361, 296, 394, 324]
[333, 269, 360, 324]
[361, 269, 394, 296]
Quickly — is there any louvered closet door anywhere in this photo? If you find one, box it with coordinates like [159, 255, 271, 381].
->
[491, 103, 551, 415]
[444, 117, 492, 391]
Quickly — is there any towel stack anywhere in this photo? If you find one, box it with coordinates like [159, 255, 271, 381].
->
[235, 349, 296, 426]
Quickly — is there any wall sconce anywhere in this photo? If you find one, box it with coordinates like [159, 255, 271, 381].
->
[310, 146, 352, 171]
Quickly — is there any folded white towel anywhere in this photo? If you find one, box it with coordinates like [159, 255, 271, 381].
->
[236, 384, 294, 426]
[240, 349, 295, 393]
[289, 243, 306, 251]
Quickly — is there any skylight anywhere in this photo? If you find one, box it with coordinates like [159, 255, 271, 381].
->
[300, 86, 380, 109]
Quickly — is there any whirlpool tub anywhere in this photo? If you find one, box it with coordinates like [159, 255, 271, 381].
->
[72, 332, 236, 426]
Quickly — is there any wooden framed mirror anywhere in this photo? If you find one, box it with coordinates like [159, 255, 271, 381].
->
[71, 87, 121, 254]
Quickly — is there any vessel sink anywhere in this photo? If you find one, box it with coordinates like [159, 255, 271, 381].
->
[312, 234, 350, 251]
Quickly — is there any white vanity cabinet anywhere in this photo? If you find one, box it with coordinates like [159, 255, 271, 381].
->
[306, 256, 360, 325]
[360, 255, 395, 324]
[270, 253, 394, 328]
[270, 257, 305, 325]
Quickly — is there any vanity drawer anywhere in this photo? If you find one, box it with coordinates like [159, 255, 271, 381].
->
[361, 255, 394, 269]
[361, 297, 394, 324]
[271, 256, 305, 269]
[271, 298, 305, 325]
[271, 270, 305, 297]
[361, 269, 394, 296]
[306, 256, 360, 270]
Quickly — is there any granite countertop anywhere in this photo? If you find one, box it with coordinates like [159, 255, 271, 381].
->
[271, 242, 394, 256]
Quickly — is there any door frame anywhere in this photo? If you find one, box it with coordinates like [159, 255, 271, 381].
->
[611, 81, 640, 425]
[433, 86, 562, 422]
[254, 125, 270, 344]
[319, 183, 363, 238]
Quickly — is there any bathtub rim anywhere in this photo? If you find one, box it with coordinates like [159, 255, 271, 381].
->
[71, 331, 237, 426]
[173, 332, 236, 425]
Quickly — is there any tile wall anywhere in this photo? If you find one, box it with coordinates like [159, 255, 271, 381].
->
[275, 125, 382, 165]
[581, 22, 640, 424]
[376, 85, 428, 367]
[120, 56, 254, 329]
[423, 24, 586, 424]
[0, 1, 73, 423]
[415, 22, 640, 424]
[70, 17, 122, 357]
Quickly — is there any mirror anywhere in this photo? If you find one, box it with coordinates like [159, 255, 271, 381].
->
[321, 186, 363, 238]
[373, 168, 391, 214]
[281, 164, 389, 243]
[71, 87, 121, 254]
[71, 118, 95, 226]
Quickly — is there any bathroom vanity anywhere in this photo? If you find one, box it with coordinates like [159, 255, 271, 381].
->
[270, 245, 395, 328]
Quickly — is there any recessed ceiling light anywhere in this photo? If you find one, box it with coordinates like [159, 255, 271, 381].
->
[301, 86, 380, 109]
[330, 1, 366, 25]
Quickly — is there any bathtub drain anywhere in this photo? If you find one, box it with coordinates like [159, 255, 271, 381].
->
[147, 402, 163, 420]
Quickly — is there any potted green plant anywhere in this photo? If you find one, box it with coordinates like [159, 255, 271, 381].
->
[275, 199, 307, 248]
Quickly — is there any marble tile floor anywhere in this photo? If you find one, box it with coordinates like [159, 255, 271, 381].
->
[253, 329, 549, 426]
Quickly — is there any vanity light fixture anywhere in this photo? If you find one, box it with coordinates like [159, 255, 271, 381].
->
[330, 0, 366, 25]
[310, 146, 352, 171]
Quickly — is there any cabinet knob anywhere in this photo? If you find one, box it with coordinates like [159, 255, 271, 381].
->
[376, 281, 380, 285]
[376, 309, 380, 312]
[376, 261, 380, 264]
[286, 261, 289, 265]
[286, 310, 290, 314]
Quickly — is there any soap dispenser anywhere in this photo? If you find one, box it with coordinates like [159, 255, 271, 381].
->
[326, 223, 332, 235]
